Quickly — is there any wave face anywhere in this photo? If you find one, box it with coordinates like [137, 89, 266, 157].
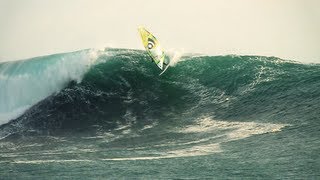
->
[0, 48, 319, 178]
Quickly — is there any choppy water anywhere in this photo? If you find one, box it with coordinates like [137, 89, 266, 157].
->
[0, 48, 319, 179]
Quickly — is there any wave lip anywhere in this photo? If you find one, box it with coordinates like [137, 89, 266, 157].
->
[0, 49, 98, 125]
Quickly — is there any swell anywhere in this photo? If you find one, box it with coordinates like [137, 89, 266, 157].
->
[0, 48, 319, 137]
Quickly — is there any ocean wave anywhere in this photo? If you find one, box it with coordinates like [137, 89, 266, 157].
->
[0, 48, 319, 138]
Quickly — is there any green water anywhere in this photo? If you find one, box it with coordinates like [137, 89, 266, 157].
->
[0, 48, 319, 179]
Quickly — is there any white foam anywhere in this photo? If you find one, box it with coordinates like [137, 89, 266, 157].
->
[102, 143, 222, 161]
[181, 117, 286, 135]
[11, 159, 93, 164]
[102, 117, 288, 161]
[167, 49, 184, 67]
[140, 122, 158, 131]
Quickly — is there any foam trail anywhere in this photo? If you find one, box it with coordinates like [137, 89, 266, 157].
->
[11, 159, 93, 164]
[0, 49, 98, 125]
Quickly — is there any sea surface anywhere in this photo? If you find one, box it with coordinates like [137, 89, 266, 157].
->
[0, 48, 319, 179]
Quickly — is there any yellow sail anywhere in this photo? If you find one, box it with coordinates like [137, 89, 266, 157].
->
[138, 26, 166, 70]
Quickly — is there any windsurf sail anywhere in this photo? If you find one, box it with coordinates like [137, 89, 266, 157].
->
[138, 26, 169, 71]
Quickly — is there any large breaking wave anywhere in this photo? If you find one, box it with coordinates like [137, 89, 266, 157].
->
[0, 48, 319, 138]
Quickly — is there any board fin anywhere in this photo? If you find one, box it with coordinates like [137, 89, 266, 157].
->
[159, 64, 170, 76]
